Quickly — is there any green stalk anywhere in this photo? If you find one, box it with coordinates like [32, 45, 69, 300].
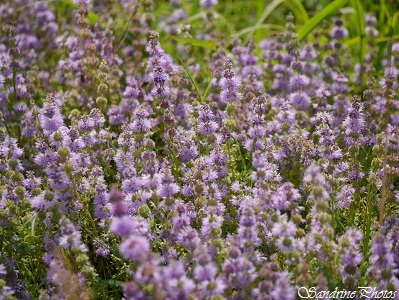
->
[363, 182, 375, 258]
[69, 171, 98, 236]
[379, 40, 394, 232]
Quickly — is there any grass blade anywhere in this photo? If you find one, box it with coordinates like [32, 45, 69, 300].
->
[61, 0, 99, 23]
[354, 0, 366, 63]
[151, 236, 161, 249]
[201, 79, 212, 103]
[374, 34, 399, 43]
[31, 214, 37, 236]
[172, 37, 216, 50]
[192, 0, 200, 15]
[345, 34, 399, 49]
[283, 0, 309, 24]
[344, 36, 360, 48]
[176, 53, 202, 102]
[297, 0, 349, 41]
[100, 279, 124, 287]
[245, 0, 285, 43]
[236, 24, 285, 37]
[354, 0, 366, 84]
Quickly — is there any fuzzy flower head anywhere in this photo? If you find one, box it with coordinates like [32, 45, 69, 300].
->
[31, 191, 57, 211]
[119, 235, 150, 260]
[74, 0, 90, 5]
[198, 104, 215, 122]
[219, 60, 242, 104]
[157, 168, 180, 198]
[289, 91, 310, 110]
[304, 163, 325, 186]
[0, 74, 5, 89]
[384, 67, 399, 80]
[369, 234, 397, 273]
[289, 74, 310, 89]
[131, 106, 153, 133]
[110, 216, 136, 237]
[40, 94, 64, 133]
[200, 0, 218, 8]
[338, 228, 363, 283]
[344, 101, 364, 135]
[197, 104, 219, 135]
[331, 26, 348, 38]
[304, 163, 329, 200]
[145, 31, 176, 98]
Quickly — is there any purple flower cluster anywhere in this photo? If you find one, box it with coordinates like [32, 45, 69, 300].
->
[0, 1, 399, 299]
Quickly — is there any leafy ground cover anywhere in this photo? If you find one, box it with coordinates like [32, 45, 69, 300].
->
[1, 0, 399, 299]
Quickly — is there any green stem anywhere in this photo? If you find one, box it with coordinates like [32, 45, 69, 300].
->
[350, 152, 360, 227]
[363, 182, 375, 258]
[12, 59, 17, 102]
[70, 172, 98, 236]
[379, 1, 396, 231]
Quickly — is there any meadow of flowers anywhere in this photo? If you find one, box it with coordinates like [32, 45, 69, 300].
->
[1, 0, 399, 299]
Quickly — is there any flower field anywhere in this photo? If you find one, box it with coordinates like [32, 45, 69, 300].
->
[1, 0, 399, 299]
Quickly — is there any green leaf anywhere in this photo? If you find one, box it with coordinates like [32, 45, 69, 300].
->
[373, 34, 399, 43]
[31, 213, 37, 236]
[185, 11, 206, 23]
[172, 37, 216, 50]
[175, 53, 202, 102]
[345, 34, 399, 49]
[334, 214, 347, 232]
[151, 236, 161, 249]
[236, 24, 285, 37]
[354, 0, 366, 64]
[100, 279, 124, 287]
[340, 7, 356, 14]
[245, 0, 285, 43]
[202, 79, 212, 103]
[192, 0, 200, 15]
[393, 11, 399, 30]
[379, 0, 387, 25]
[61, 0, 99, 24]
[84, 64, 100, 84]
[283, 0, 309, 24]
[344, 36, 360, 48]
[87, 11, 99, 23]
[213, 12, 237, 36]
[297, 0, 349, 42]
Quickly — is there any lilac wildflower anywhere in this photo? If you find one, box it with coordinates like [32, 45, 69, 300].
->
[119, 236, 150, 260]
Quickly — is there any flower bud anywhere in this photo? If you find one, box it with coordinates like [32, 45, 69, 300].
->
[14, 186, 25, 199]
[77, 17, 89, 27]
[53, 131, 64, 142]
[76, 254, 89, 266]
[12, 172, 23, 183]
[97, 83, 108, 94]
[63, 162, 74, 175]
[315, 199, 328, 211]
[382, 268, 393, 280]
[58, 146, 70, 161]
[313, 186, 325, 198]
[282, 237, 292, 247]
[138, 204, 151, 218]
[96, 96, 107, 106]
[228, 247, 240, 259]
